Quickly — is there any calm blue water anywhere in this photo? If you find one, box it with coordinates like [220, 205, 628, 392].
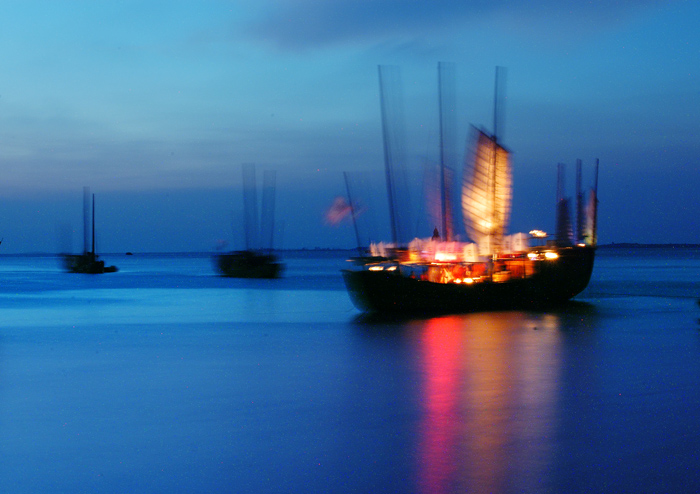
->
[1, 247, 699, 493]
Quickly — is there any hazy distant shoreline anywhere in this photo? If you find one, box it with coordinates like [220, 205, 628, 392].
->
[2, 243, 699, 258]
[597, 243, 700, 249]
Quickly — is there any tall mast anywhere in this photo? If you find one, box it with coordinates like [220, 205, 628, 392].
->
[438, 64, 447, 240]
[492, 68, 499, 247]
[491, 67, 506, 252]
[493, 68, 499, 144]
[378, 65, 398, 245]
[437, 62, 456, 241]
[493, 66, 507, 143]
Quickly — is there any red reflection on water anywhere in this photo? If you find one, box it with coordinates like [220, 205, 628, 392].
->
[416, 316, 463, 494]
[416, 312, 563, 494]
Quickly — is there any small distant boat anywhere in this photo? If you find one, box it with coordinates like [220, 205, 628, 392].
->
[215, 164, 283, 278]
[63, 187, 118, 274]
[342, 65, 598, 314]
[216, 250, 282, 279]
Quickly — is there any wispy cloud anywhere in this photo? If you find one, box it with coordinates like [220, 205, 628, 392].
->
[246, 0, 666, 51]
[247, 0, 481, 50]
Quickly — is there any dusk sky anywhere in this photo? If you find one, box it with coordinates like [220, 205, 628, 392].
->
[1, 0, 698, 254]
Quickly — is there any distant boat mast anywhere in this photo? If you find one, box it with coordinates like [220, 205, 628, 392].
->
[83, 186, 90, 255]
[92, 193, 96, 258]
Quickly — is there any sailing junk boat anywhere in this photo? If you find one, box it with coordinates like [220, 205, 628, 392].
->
[215, 164, 283, 278]
[342, 66, 598, 314]
[63, 188, 118, 274]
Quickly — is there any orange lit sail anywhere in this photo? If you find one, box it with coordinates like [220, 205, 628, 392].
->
[461, 128, 512, 256]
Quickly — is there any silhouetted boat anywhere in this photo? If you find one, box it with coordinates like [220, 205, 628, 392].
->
[342, 65, 598, 314]
[215, 164, 283, 278]
[216, 250, 282, 279]
[63, 188, 118, 274]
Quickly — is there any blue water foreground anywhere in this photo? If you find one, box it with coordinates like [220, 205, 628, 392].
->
[1, 248, 699, 493]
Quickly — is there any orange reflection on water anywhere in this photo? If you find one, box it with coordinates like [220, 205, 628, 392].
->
[415, 312, 563, 494]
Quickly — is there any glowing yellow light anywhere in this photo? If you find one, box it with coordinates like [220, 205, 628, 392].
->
[369, 266, 384, 271]
[544, 251, 559, 260]
[529, 230, 547, 238]
[454, 278, 462, 284]
[386, 265, 397, 271]
[435, 253, 457, 262]
[464, 278, 474, 284]
[527, 252, 538, 260]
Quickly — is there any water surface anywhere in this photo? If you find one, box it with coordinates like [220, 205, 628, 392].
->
[1, 248, 699, 493]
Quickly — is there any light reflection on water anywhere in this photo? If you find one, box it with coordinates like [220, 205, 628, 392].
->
[358, 308, 593, 493]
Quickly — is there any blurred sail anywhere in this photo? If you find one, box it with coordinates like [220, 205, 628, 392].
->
[555, 198, 574, 246]
[583, 159, 599, 246]
[583, 190, 597, 246]
[260, 170, 276, 251]
[242, 163, 259, 251]
[555, 163, 573, 246]
[461, 128, 512, 256]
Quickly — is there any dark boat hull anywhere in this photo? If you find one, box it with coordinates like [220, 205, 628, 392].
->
[215, 251, 283, 279]
[342, 246, 595, 314]
[63, 254, 118, 274]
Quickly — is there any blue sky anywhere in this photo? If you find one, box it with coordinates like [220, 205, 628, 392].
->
[0, 0, 698, 253]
